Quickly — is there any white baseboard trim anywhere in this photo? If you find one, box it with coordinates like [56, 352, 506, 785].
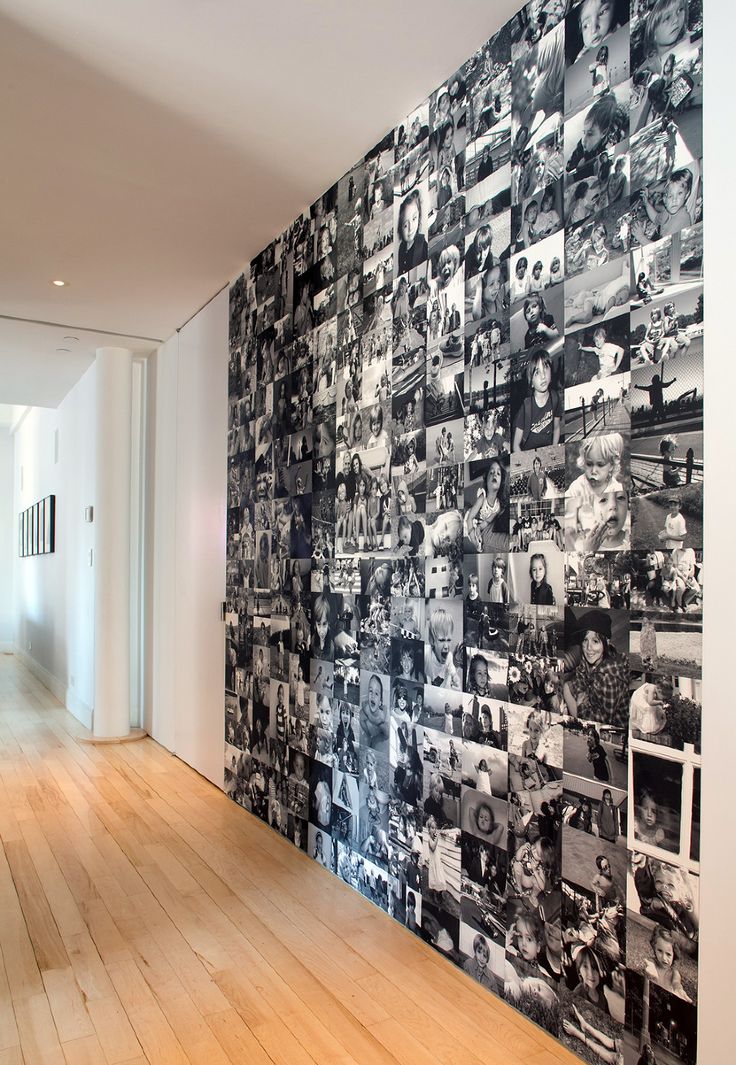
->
[65, 688, 93, 730]
[14, 647, 93, 728]
[15, 646, 66, 702]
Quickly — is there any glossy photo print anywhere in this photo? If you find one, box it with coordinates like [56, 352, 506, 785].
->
[225, 2, 704, 1062]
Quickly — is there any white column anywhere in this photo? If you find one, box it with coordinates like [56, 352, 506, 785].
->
[92, 346, 133, 738]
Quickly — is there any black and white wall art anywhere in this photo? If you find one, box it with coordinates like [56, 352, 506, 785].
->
[19, 495, 56, 557]
[225, 2, 703, 1061]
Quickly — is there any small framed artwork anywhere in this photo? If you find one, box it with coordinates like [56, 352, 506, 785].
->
[19, 497, 56, 557]
[39, 498, 46, 554]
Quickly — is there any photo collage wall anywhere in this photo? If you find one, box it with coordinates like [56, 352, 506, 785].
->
[225, 2, 704, 1062]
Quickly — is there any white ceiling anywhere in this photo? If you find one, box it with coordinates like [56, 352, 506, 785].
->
[0, 318, 157, 408]
[0, 0, 517, 407]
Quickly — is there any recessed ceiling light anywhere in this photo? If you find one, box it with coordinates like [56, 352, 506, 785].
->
[51, 279, 67, 287]
[55, 347, 70, 353]
[62, 336, 79, 342]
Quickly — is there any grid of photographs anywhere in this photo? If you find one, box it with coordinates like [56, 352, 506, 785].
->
[224, 3, 703, 1062]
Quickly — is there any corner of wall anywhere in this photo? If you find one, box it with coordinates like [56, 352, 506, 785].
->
[13, 645, 65, 702]
[13, 646, 93, 729]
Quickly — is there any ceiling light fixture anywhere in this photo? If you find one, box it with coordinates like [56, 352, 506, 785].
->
[62, 336, 79, 342]
[55, 347, 70, 353]
[51, 279, 67, 287]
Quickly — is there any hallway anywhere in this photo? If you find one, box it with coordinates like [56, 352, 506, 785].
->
[0, 655, 577, 1065]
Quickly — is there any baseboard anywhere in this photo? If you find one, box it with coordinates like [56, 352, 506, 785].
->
[15, 646, 66, 702]
[14, 647, 93, 728]
[65, 688, 93, 730]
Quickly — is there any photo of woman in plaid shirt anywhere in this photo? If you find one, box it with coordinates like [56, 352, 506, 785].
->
[562, 608, 629, 728]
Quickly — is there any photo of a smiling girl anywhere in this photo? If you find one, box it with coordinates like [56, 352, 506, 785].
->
[562, 607, 630, 729]
[359, 670, 390, 756]
[508, 548, 564, 607]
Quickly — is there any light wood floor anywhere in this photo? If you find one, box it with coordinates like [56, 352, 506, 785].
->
[0, 654, 580, 1065]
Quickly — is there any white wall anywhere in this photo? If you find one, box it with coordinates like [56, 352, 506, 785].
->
[148, 288, 227, 787]
[12, 368, 96, 725]
[0, 430, 14, 649]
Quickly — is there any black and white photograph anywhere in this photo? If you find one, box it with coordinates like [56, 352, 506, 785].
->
[562, 769, 628, 849]
[222, 1, 706, 1057]
[629, 609, 701, 682]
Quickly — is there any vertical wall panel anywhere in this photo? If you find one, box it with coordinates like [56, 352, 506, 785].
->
[150, 290, 228, 787]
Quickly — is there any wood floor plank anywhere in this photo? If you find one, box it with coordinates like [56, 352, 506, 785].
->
[366, 1017, 443, 1065]
[204, 1008, 275, 1065]
[4, 839, 70, 973]
[525, 1048, 583, 1065]
[12, 993, 66, 1065]
[0, 774, 24, 845]
[18, 821, 88, 940]
[183, 885, 395, 1050]
[211, 968, 319, 1065]
[0, 844, 46, 1002]
[106, 960, 190, 1065]
[0, 953, 21, 1052]
[60, 1033, 107, 1065]
[41, 968, 95, 1044]
[128, 975, 231, 1065]
[0, 655, 580, 1065]
[0, 1046, 25, 1065]
[126, 892, 231, 1017]
[356, 972, 486, 1065]
[84, 996, 144, 1065]
[63, 931, 116, 1003]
